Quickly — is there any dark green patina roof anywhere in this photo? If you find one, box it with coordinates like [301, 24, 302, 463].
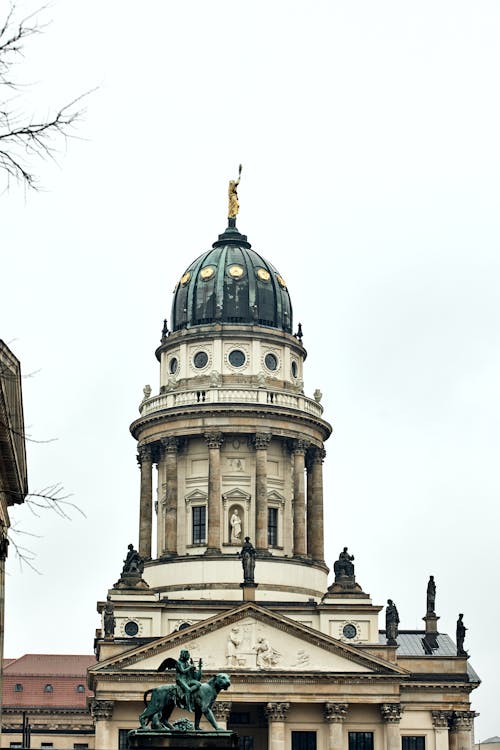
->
[171, 220, 293, 333]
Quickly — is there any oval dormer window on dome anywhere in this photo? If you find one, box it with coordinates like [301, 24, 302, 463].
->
[200, 266, 215, 280]
[257, 268, 270, 282]
[228, 265, 244, 279]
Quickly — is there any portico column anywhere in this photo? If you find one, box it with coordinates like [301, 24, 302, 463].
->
[137, 444, 153, 559]
[90, 699, 114, 750]
[254, 432, 271, 552]
[292, 440, 308, 557]
[450, 712, 475, 750]
[162, 437, 179, 556]
[265, 702, 290, 750]
[432, 711, 452, 750]
[205, 432, 224, 553]
[212, 701, 232, 730]
[324, 703, 348, 750]
[309, 447, 326, 562]
[381, 703, 403, 750]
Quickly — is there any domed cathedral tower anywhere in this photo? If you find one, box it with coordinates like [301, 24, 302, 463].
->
[89, 177, 479, 750]
[129, 211, 331, 602]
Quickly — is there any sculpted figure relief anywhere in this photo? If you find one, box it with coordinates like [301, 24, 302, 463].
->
[226, 627, 242, 667]
[230, 509, 242, 543]
[103, 595, 115, 638]
[386, 599, 400, 645]
[333, 547, 355, 579]
[254, 636, 280, 668]
[239, 536, 256, 583]
[427, 575, 436, 614]
[456, 613, 468, 656]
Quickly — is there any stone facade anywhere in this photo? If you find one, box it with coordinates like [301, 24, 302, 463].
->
[89, 219, 479, 750]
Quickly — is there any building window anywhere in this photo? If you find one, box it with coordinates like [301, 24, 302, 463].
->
[74, 744, 89, 749]
[292, 732, 317, 750]
[192, 505, 206, 545]
[230, 712, 251, 725]
[402, 738, 425, 750]
[44, 684, 53, 693]
[14, 683, 23, 692]
[76, 684, 86, 692]
[41, 744, 54, 748]
[349, 733, 374, 750]
[239, 738, 254, 750]
[9, 743, 22, 748]
[268, 507, 278, 546]
[118, 729, 130, 750]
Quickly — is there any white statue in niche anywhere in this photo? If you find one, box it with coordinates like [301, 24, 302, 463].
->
[230, 509, 242, 543]
[226, 627, 242, 667]
[253, 636, 281, 668]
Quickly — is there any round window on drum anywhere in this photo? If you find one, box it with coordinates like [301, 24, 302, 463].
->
[193, 351, 209, 369]
[228, 349, 246, 368]
[265, 353, 278, 371]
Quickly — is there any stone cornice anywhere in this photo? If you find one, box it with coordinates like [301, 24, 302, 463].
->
[130, 404, 332, 443]
[2, 707, 90, 716]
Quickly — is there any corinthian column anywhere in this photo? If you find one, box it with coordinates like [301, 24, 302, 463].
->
[162, 437, 179, 556]
[205, 432, 224, 553]
[137, 445, 153, 559]
[381, 704, 403, 750]
[308, 447, 326, 562]
[254, 432, 271, 552]
[212, 701, 232, 730]
[450, 711, 475, 750]
[90, 700, 114, 750]
[324, 703, 348, 750]
[292, 440, 309, 557]
[432, 711, 452, 750]
[265, 702, 290, 750]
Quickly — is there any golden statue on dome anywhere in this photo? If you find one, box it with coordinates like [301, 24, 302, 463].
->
[228, 164, 242, 219]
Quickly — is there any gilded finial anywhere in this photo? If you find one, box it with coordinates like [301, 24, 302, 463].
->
[228, 164, 242, 219]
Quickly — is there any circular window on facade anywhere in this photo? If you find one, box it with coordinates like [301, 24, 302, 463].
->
[265, 353, 278, 371]
[257, 268, 270, 282]
[228, 264, 244, 279]
[193, 351, 209, 369]
[342, 623, 357, 639]
[228, 349, 246, 368]
[124, 620, 139, 636]
[200, 266, 215, 280]
[169, 357, 178, 374]
[181, 271, 191, 285]
[276, 274, 287, 289]
[291, 360, 298, 378]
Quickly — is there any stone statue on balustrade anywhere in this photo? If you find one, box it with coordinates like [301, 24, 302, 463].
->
[386, 599, 400, 646]
[239, 537, 256, 583]
[326, 546, 364, 594]
[103, 596, 115, 638]
[113, 543, 149, 590]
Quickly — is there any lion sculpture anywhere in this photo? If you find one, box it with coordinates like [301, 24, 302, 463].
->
[139, 672, 231, 732]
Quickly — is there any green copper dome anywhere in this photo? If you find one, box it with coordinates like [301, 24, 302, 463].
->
[171, 221, 293, 333]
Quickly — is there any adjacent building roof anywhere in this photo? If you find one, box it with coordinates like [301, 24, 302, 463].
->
[3, 654, 95, 708]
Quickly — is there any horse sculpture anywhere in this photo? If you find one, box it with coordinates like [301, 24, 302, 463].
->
[139, 672, 231, 732]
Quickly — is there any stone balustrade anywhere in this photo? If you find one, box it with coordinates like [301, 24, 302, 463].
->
[139, 387, 324, 418]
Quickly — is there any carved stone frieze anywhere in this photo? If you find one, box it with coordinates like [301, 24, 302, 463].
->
[432, 711, 452, 728]
[253, 432, 272, 450]
[450, 711, 476, 731]
[264, 702, 290, 722]
[205, 431, 224, 449]
[212, 701, 232, 721]
[324, 702, 348, 723]
[380, 703, 403, 723]
[89, 699, 114, 721]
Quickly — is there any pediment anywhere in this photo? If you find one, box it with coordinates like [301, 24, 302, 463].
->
[185, 489, 208, 503]
[90, 603, 407, 677]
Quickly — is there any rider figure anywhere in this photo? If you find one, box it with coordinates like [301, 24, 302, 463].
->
[175, 649, 202, 712]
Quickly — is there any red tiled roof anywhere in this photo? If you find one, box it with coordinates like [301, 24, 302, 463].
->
[2, 655, 96, 709]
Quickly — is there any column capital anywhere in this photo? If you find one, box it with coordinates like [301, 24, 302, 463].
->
[432, 711, 452, 729]
[380, 703, 404, 723]
[90, 699, 114, 721]
[324, 702, 348, 723]
[212, 701, 232, 722]
[161, 436, 179, 454]
[311, 446, 326, 463]
[291, 438, 310, 455]
[205, 431, 224, 449]
[136, 444, 153, 465]
[253, 432, 272, 450]
[265, 702, 290, 722]
[450, 711, 476, 731]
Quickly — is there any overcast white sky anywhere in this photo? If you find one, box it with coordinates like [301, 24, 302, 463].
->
[2, 0, 499, 738]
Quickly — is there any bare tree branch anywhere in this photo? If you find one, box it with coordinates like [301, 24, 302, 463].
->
[0, 3, 91, 189]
